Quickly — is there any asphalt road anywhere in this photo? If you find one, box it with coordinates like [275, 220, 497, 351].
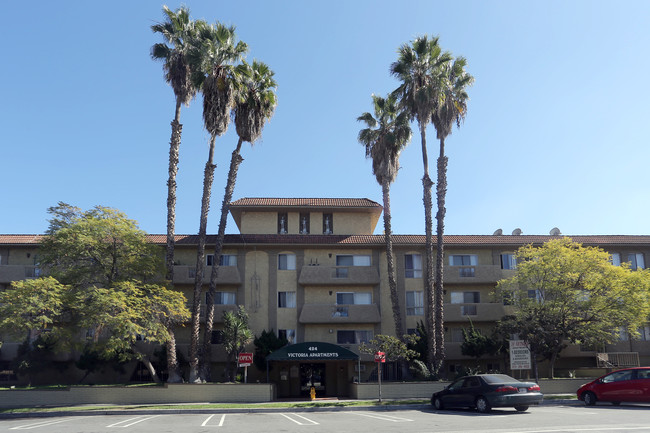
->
[2, 404, 650, 432]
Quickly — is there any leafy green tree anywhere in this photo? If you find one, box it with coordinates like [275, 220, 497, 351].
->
[430, 57, 474, 368]
[359, 334, 419, 363]
[15, 204, 192, 383]
[186, 21, 248, 383]
[495, 238, 650, 379]
[357, 93, 412, 339]
[201, 60, 278, 379]
[461, 319, 498, 369]
[253, 329, 288, 372]
[390, 36, 451, 370]
[151, 5, 203, 383]
[222, 306, 253, 382]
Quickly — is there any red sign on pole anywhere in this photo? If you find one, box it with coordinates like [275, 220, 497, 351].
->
[374, 351, 386, 363]
[238, 352, 253, 366]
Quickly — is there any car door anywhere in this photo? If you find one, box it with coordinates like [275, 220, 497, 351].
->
[442, 378, 466, 407]
[458, 377, 482, 407]
[635, 369, 650, 402]
[597, 369, 636, 402]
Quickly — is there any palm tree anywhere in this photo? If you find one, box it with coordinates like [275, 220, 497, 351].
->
[357, 94, 411, 339]
[150, 5, 201, 383]
[200, 60, 277, 380]
[187, 22, 248, 383]
[430, 57, 474, 367]
[390, 35, 451, 370]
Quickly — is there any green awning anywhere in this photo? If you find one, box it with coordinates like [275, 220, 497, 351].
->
[267, 341, 359, 361]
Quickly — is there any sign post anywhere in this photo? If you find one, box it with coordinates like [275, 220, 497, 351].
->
[238, 352, 253, 383]
[374, 351, 385, 402]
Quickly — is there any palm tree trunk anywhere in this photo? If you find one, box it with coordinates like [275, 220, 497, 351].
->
[419, 121, 436, 370]
[165, 99, 183, 383]
[189, 135, 217, 383]
[434, 137, 448, 371]
[165, 322, 182, 383]
[381, 178, 403, 339]
[200, 137, 245, 380]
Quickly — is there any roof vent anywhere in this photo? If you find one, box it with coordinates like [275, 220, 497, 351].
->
[493, 229, 503, 236]
[550, 227, 561, 236]
[512, 228, 522, 236]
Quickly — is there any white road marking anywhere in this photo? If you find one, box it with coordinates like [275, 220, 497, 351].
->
[107, 415, 161, 428]
[10, 418, 81, 430]
[278, 413, 319, 425]
[201, 414, 227, 427]
[351, 412, 414, 422]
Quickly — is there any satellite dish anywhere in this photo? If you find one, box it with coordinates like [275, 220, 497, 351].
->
[550, 227, 561, 236]
[493, 229, 503, 236]
[512, 228, 522, 236]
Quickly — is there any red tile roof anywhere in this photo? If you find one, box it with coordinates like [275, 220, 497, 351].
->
[230, 198, 382, 208]
[2, 234, 650, 247]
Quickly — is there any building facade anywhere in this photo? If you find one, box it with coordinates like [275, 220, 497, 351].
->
[1, 198, 649, 395]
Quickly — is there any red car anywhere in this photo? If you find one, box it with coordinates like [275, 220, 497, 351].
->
[577, 367, 650, 406]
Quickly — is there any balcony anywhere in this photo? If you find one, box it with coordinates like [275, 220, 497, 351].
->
[443, 265, 505, 284]
[0, 265, 41, 283]
[173, 265, 241, 285]
[299, 303, 381, 324]
[298, 266, 380, 286]
[444, 303, 507, 322]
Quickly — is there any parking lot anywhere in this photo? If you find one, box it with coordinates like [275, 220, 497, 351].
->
[2, 404, 650, 433]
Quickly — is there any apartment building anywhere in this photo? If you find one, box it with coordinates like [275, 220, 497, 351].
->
[1, 198, 649, 396]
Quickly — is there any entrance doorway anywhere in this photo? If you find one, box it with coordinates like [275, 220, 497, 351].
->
[300, 363, 325, 396]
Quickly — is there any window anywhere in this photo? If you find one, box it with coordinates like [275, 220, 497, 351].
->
[207, 292, 236, 305]
[299, 213, 310, 234]
[211, 330, 224, 344]
[278, 291, 296, 308]
[500, 253, 516, 270]
[323, 213, 334, 234]
[278, 253, 296, 270]
[337, 330, 372, 344]
[450, 291, 480, 304]
[405, 254, 423, 278]
[629, 253, 641, 269]
[278, 212, 288, 234]
[336, 255, 371, 266]
[220, 255, 237, 266]
[637, 325, 650, 341]
[207, 254, 237, 266]
[611, 253, 621, 266]
[528, 289, 542, 302]
[449, 254, 478, 266]
[336, 292, 372, 305]
[278, 329, 296, 344]
[449, 328, 464, 343]
[406, 291, 424, 316]
[461, 305, 477, 316]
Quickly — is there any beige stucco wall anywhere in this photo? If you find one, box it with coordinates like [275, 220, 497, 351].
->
[239, 211, 375, 235]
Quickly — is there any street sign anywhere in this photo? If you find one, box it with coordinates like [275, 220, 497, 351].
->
[509, 340, 531, 370]
[374, 351, 386, 363]
[238, 352, 253, 367]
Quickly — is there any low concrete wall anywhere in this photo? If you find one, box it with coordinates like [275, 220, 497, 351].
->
[351, 378, 588, 400]
[0, 383, 276, 409]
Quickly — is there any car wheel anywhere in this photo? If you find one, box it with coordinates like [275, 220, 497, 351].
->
[433, 397, 444, 410]
[514, 405, 529, 412]
[476, 396, 491, 413]
[583, 391, 597, 406]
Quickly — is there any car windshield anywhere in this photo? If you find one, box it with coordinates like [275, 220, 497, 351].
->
[481, 374, 520, 384]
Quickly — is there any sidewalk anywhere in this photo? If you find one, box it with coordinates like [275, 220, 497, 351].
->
[0, 395, 580, 419]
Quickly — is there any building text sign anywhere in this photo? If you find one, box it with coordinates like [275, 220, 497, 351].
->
[509, 340, 531, 370]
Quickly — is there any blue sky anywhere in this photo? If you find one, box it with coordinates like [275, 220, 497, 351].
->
[2, 1, 649, 237]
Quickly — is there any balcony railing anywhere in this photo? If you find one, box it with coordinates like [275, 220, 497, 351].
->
[444, 303, 507, 321]
[0, 265, 41, 283]
[299, 303, 380, 324]
[172, 265, 241, 285]
[298, 265, 380, 286]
